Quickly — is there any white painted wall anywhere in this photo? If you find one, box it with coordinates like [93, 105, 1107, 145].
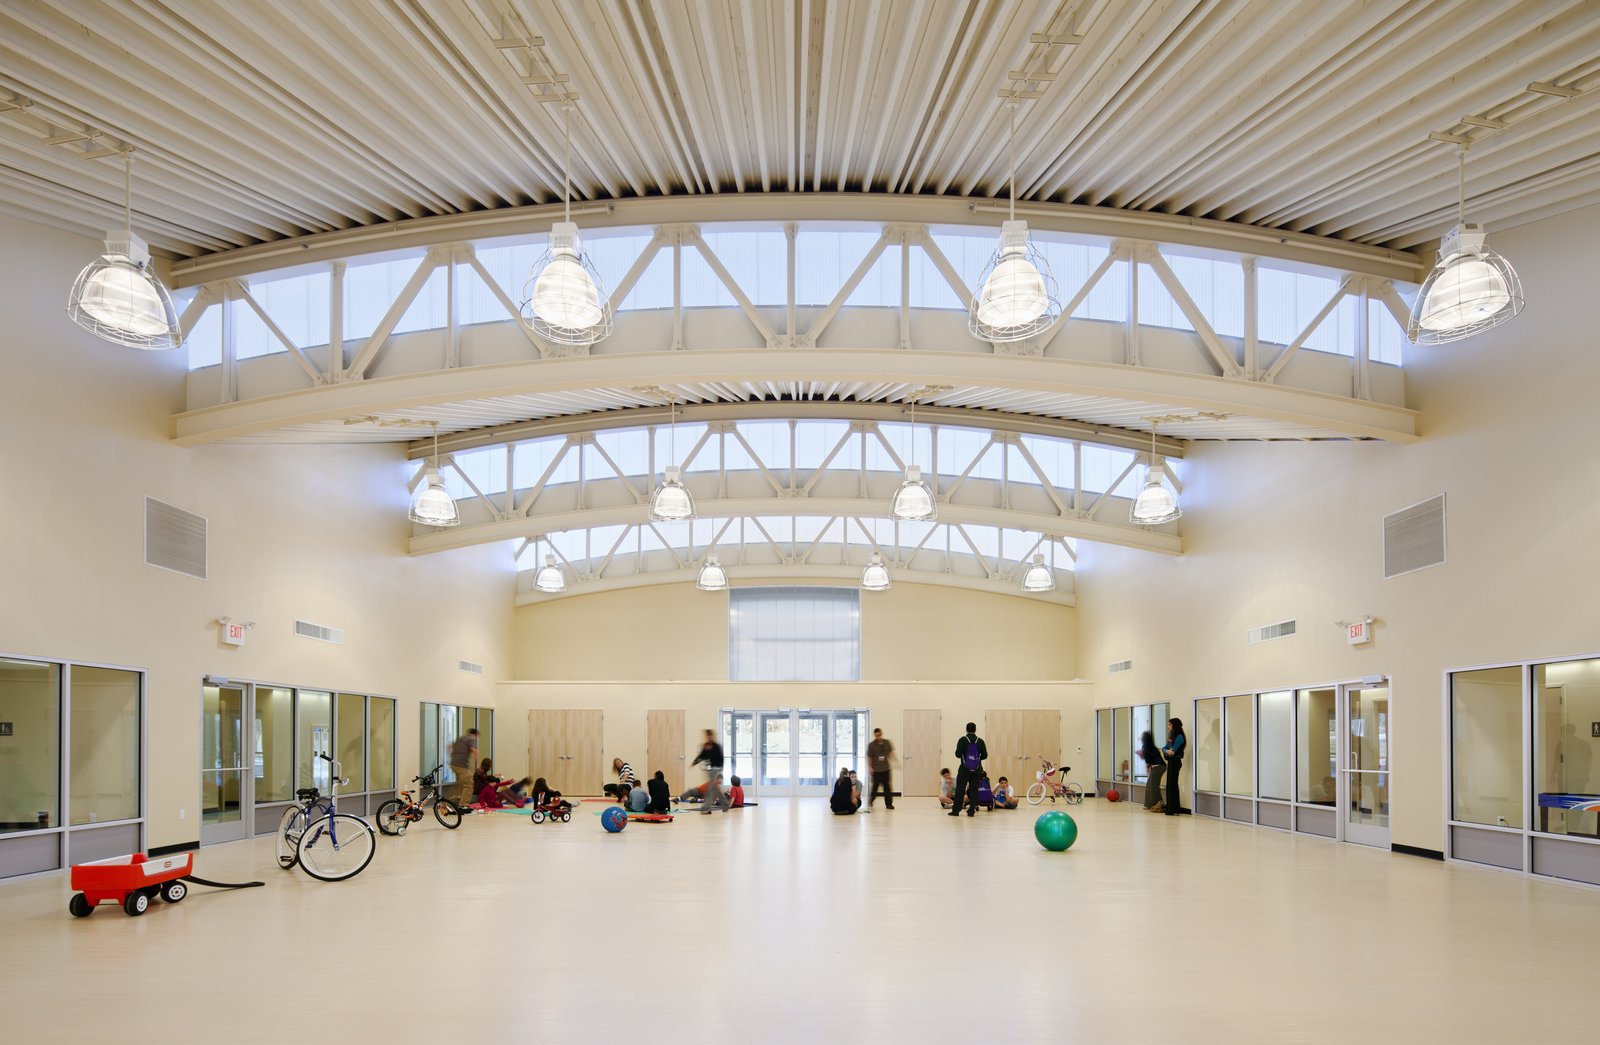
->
[0, 214, 517, 850]
[1076, 202, 1600, 852]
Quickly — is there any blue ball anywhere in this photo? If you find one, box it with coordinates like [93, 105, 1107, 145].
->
[600, 806, 628, 833]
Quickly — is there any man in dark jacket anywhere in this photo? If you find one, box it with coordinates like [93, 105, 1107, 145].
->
[646, 771, 672, 814]
[690, 729, 725, 815]
[949, 722, 987, 818]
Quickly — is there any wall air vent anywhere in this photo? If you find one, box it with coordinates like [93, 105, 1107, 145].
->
[1108, 660, 1133, 674]
[144, 497, 207, 580]
[459, 660, 484, 674]
[1384, 494, 1446, 579]
[294, 620, 344, 645]
[1247, 620, 1297, 645]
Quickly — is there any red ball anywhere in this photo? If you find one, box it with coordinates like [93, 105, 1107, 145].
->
[1105, 789, 1120, 803]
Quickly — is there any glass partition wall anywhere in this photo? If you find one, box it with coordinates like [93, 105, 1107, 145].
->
[0, 656, 144, 880]
[420, 702, 495, 790]
[1094, 701, 1171, 805]
[1448, 655, 1600, 887]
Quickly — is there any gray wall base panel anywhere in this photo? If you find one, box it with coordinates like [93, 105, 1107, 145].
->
[1224, 796, 1253, 822]
[1451, 826, 1523, 871]
[1195, 792, 1222, 818]
[1257, 802, 1292, 830]
[1533, 836, 1600, 886]
[1296, 806, 1337, 837]
[0, 832, 60, 878]
[66, 823, 142, 865]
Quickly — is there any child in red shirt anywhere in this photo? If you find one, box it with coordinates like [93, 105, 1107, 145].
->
[728, 775, 746, 808]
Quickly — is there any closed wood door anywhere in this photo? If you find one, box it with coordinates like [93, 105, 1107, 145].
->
[902, 710, 941, 796]
[647, 709, 686, 794]
[1023, 709, 1063, 791]
[528, 709, 605, 795]
[985, 710, 1029, 794]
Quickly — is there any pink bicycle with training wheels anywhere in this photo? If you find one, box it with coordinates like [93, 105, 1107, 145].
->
[1027, 757, 1083, 805]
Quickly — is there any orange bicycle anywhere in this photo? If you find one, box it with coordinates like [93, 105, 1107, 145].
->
[375, 764, 463, 834]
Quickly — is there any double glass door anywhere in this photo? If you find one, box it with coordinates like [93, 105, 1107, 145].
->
[201, 682, 253, 846]
[748, 709, 868, 797]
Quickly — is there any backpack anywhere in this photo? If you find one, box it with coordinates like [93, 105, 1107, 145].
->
[961, 737, 983, 772]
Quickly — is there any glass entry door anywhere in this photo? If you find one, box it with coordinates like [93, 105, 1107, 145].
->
[201, 682, 252, 846]
[754, 710, 868, 797]
[1341, 682, 1391, 847]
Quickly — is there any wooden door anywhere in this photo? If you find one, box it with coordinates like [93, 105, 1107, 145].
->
[528, 709, 563, 792]
[1022, 709, 1062, 792]
[902, 709, 942, 796]
[647, 709, 686, 793]
[985, 710, 1028, 795]
[528, 709, 604, 795]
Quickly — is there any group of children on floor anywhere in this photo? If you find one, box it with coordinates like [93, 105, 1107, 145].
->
[935, 766, 1019, 812]
[609, 757, 746, 812]
[469, 759, 568, 814]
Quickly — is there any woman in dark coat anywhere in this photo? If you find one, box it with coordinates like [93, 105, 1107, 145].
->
[1140, 730, 1167, 812]
[829, 768, 858, 815]
[1161, 718, 1188, 815]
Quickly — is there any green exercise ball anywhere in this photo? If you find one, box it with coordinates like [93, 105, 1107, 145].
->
[1034, 810, 1078, 852]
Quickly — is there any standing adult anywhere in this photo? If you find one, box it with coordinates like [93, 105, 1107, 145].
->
[1161, 718, 1188, 816]
[448, 727, 479, 809]
[866, 727, 896, 810]
[690, 729, 725, 815]
[949, 722, 987, 818]
[1139, 729, 1167, 813]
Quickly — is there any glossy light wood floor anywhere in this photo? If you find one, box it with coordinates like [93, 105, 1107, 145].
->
[3, 799, 1597, 1043]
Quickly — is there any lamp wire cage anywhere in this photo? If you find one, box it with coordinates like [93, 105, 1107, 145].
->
[534, 553, 567, 593]
[1406, 147, 1524, 345]
[860, 553, 892, 591]
[1129, 426, 1180, 526]
[408, 423, 462, 528]
[520, 103, 614, 347]
[968, 102, 1063, 344]
[66, 152, 183, 350]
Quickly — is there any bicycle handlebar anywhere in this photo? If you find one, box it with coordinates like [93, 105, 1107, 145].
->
[412, 763, 445, 783]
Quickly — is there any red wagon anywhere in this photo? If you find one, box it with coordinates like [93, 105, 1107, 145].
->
[69, 852, 194, 917]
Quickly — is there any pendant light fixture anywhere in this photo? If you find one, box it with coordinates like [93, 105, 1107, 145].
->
[650, 395, 694, 521]
[860, 553, 892, 591]
[408, 423, 461, 527]
[533, 554, 566, 593]
[66, 151, 183, 350]
[523, 103, 613, 347]
[969, 102, 1061, 344]
[1130, 424, 1180, 526]
[1407, 146, 1524, 344]
[1021, 552, 1055, 593]
[696, 554, 728, 591]
[890, 393, 936, 521]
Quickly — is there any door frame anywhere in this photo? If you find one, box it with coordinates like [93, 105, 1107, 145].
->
[748, 708, 869, 797]
[1339, 679, 1392, 848]
[200, 680, 253, 847]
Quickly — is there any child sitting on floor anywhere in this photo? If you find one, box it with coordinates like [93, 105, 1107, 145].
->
[992, 776, 1018, 809]
[728, 775, 746, 808]
[939, 768, 955, 809]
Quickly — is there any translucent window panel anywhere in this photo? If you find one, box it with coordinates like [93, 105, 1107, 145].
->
[729, 586, 861, 681]
[794, 421, 853, 471]
[511, 436, 578, 490]
[866, 423, 933, 474]
[699, 227, 790, 305]
[1194, 698, 1222, 792]
[442, 447, 508, 501]
[368, 698, 395, 792]
[1131, 705, 1152, 782]
[1296, 689, 1338, 804]
[420, 703, 439, 779]
[0, 658, 60, 832]
[1369, 297, 1405, 367]
[297, 690, 333, 792]
[69, 666, 140, 825]
[247, 268, 333, 349]
[1257, 691, 1293, 801]
[1533, 659, 1600, 836]
[335, 693, 366, 793]
[252, 686, 294, 803]
[735, 421, 792, 472]
[1112, 708, 1131, 783]
[342, 255, 447, 342]
[1096, 709, 1113, 779]
[1450, 667, 1522, 827]
[1257, 265, 1361, 357]
[657, 423, 712, 472]
[1079, 446, 1139, 496]
[1019, 435, 1074, 490]
[795, 229, 901, 307]
[1222, 694, 1254, 797]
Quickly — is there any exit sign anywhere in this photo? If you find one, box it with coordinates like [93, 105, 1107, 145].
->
[221, 622, 248, 646]
[1346, 620, 1372, 645]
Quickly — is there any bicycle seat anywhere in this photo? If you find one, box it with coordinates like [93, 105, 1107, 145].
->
[295, 788, 321, 800]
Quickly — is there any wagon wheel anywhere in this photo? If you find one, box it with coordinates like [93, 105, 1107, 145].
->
[123, 891, 150, 916]
[68, 893, 92, 918]
[161, 880, 187, 903]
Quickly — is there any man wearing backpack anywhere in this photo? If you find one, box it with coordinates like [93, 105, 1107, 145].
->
[949, 722, 987, 818]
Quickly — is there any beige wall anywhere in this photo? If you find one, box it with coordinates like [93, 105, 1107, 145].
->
[0, 214, 516, 850]
[1076, 201, 1600, 852]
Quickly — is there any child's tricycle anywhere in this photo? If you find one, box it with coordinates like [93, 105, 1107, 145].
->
[69, 852, 194, 916]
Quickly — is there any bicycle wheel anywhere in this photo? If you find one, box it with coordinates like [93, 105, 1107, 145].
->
[1064, 782, 1084, 805]
[296, 814, 376, 882]
[275, 806, 304, 868]
[1026, 782, 1046, 806]
[375, 799, 407, 836]
[432, 797, 462, 829]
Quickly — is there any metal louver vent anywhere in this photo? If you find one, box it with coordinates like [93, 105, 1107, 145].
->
[1384, 494, 1446, 579]
[1247, 620, 1297, 644]
[144, 497, 207, 580]
[1108, 660, 1133, 674]
[294, 620, 344, 645]
[459, 660, 484, 674]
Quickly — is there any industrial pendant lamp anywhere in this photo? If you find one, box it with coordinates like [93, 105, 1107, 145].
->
[523, 103, 613, 346]
[860, 553, 892, 591]
[650, 396, 695, 521]
[890, 395, 936, 521]
[1130, 425, 1180, 526]
[1021, 553, 1055, 593]
[696, 554, 728, 591]
[66, 151, 183, 350]
[1407, 146, 1524, 344]
[969, 102, 1061, 343]
[409, 423, 461, 527]
[533, 554, 566, 593]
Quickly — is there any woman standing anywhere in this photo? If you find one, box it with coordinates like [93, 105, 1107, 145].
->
[1139, 730, 1167, 813]
[1161, 718, 1187, 816]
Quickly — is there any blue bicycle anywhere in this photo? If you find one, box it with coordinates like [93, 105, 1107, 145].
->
[275, 753, 375, 882]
